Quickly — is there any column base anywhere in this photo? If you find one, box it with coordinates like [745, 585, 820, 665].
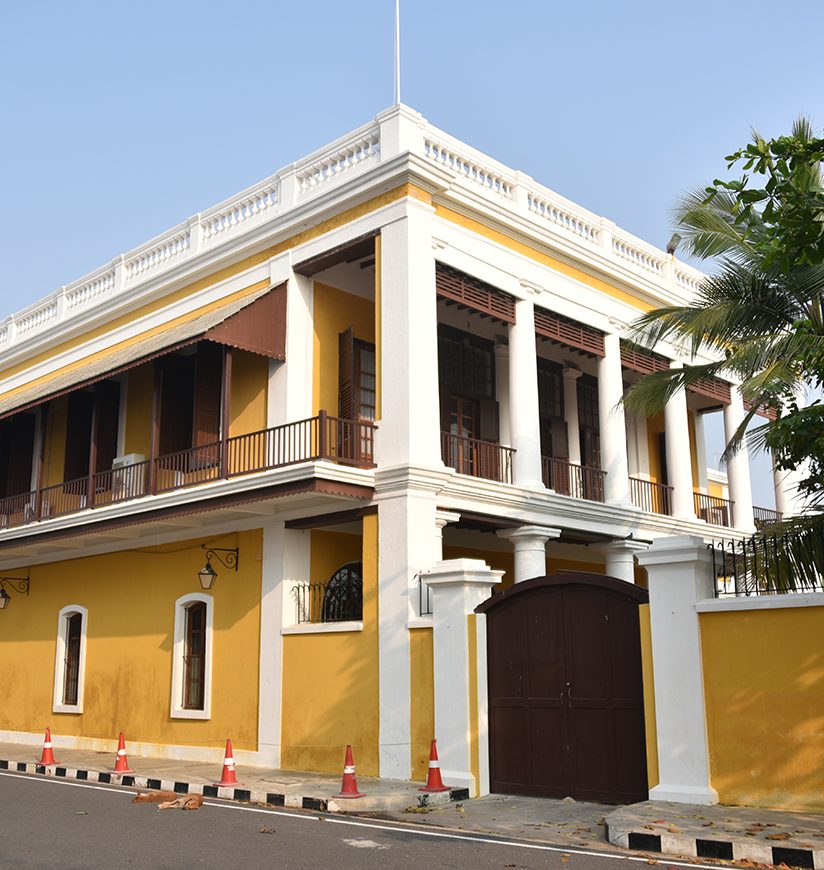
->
[379, 744, 411, 781]
[439, 768, 476, 794]
[649, 783, 719, 805]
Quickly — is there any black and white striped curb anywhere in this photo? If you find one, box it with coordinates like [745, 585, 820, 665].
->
[606, 819, 824, 869]
[0, 758, 470, 813]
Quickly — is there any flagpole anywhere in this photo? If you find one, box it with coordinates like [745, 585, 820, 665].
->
[393, 0, 401, 105]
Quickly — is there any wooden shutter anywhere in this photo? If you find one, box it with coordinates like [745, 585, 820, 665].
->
[159, 355, 195, 455]
[338, 327, 355, 419]
[64, 392, 95, 481]
[193, 343, 223, 446]
[1, 414, 36, 497]
[93, 382, 121, 473]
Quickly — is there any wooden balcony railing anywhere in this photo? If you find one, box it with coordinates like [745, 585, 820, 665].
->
[441, 432, 513, 484]
[0, 412, 375, 531]
[753, 505, 782, 530]
[629, 476, 673, 515]
[542, 456, 605, 502]
[695, 492, 734, 527]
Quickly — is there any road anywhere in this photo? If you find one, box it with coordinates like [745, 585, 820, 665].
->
[0, 770, 703, 870]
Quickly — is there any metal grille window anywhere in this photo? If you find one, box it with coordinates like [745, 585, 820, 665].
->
[62, 613, 82, 706]
[183, 601, 206, 711]
[294, 562, 363, 624]
[438, 327, 494, 400]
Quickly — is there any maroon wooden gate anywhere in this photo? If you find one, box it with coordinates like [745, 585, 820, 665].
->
[477, 573, 648, 804]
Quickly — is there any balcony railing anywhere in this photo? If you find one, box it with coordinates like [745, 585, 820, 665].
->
[441, 432, 513, 484]
[1, 412, 375, 530]
[629, 477, 673, 515]
[754, 505, 782, 530]
[542, 456, 605, 502]
[695, 492, 734, 528]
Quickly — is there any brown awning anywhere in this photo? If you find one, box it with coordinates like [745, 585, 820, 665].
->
[0, 283, 286, 420]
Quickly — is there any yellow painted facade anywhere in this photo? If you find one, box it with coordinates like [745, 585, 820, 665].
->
[638, 603, 659, 790]
[0, 530, 262, 750]
[229, 350, 268, 437]
[687, 411, 700, 490]
[409, 627, 435, 781]
[280, 516, 380, 775]
[701, 605, 824, 811]
[123, 366, 154, 457]
[43, 397, 69, 487]
[646, 412, 665, 483]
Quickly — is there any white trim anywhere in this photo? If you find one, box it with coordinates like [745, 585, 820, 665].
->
[170, 592, 213, 721]
[406, 617, 433, 630]
[697, 592, 824, 613]
[281, 621, 364, 635]
[52, 604, 88, 714]
[475, 612, 490, 797]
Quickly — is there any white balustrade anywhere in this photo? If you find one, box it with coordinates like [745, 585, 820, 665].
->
[0, 324, 9, 347]
[527, 191, 600, 242]
[612, 237, 666, 275]
[424, 137, 513, 199]
[16, 301, 58, 336]
[201, 182, 279, 241]
[125, 230, 190, 280]
[65, 269, 116, 312]
[295, 130, 380, 195]
[675, 267, 704, 296]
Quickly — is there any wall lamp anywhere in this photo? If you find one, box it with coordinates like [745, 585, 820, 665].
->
[198, 546, 239, 590]
[0, 577, 30, 611]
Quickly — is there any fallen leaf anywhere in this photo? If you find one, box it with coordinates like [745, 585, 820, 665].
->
[259, 827, 276, 835]
[644, 825, 656, 831]
[667, 826, 681, 834]
[75, 811, 88, 816]
[767, 833, 791, 841]
[646, 860, 658, 865]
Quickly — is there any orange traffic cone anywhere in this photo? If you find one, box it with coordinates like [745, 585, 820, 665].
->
[214, 739, 240, 787]
[111, 732, 135, 774]
[37, 728, 58, 766]
[334, 744, 365, 799]
[419, 739, 450, 792]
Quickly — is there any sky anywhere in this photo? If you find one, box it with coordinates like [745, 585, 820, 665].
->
[2, 0, 822, 507]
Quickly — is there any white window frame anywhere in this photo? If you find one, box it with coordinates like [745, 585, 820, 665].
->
[170, 592, 213, 720]
[52, 605, 88, 714]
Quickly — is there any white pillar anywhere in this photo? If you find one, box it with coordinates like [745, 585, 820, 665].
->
[508, 296, 544, 489]
[562, 367, 582, 465]
[723, 387, 755, 531]
[424, 558, 502, 792]
[598, 333, 631, 505]
[636, 536, 719, 805]
[497, 525, 561, 582]
[773, 458, 807, 518]
[591, 539, 649, 584]
[495, 344, 511, 447]
[377, 200, 442, 469]
[664, 366, 697, 520]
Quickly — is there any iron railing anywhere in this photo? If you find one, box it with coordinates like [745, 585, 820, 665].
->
[292, 567, 363, 624]
[695, 492, 734, 528]
[542, 456, 605, 502]
[0, 412, 375, 530]
[629, 477, 673, 515]
[440, 432, 513, 484]
[710, 530, 824, 597]
[754, 505, 782, 530]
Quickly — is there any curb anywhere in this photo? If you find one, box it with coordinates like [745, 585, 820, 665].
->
[0, 758, 470, 814]
[606, 819, 824, 869]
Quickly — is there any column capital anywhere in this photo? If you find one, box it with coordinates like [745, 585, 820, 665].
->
[562, 366, 583, 381]
[497, 525, 562, 546]
[591, 539, 650, 557]
[635, 535, 714, 568]
[434, 509, 460, 530]
[518, 279, 543, 296]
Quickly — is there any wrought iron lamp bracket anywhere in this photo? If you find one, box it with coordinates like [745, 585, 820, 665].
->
[0, 577, 30, 595]
[200, 545, 239, 572]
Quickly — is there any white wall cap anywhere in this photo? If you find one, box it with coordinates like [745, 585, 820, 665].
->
[424, 558, 504, 589]
[697, 592, 824, 613]
[268, 250, 292, 285]
[635, 534, 714, 567]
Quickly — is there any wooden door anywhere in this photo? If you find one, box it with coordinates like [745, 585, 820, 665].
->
[482, 573, 648, 804]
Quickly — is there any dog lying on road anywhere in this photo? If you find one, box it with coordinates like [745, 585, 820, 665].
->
[133, 790, 204, 811]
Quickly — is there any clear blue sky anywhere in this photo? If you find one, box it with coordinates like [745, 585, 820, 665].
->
[2, 0, 822, 505]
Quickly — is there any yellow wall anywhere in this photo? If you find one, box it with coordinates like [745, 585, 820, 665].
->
[0, 530, 261, 751]
[701, 605, 824, 811]
[280, 516, 380, 775]
[646, 412, 665, 483]
[708, 480, 724, 498]
[124, 365, 154, 458]
[43, 397, 68, 486]
[311, 283, 375, 416]
[639, 603, 659, 790]
[409, 627, 434, 781]
[687, 411, 700, 490]
[229, 350, 268, 437]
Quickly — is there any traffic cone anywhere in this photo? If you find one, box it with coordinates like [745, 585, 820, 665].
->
[334, 744, 365, 799]
[419, 739, 450, 792]
[37, 728, 58, 766]
[214, 739, 240, 787]
[111, 732, 135, 774]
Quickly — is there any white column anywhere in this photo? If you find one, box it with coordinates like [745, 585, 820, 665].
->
[495, 344, 511, 447]
[424, 558, 502, 792]
[376, 475, 447, 779]
[694, 412, 709, 493]
[497, 525, 561, 582]
[562, 367, 582, 465]
[664, 365, 697, 519]
[508, 295, 544, 489]
[773, 458, 807, 518]
[723, 387, 755, 531]
[598, 333, 631, 505]
[377, 201, 442, 469]
[636, 536, 719, 805]
[591, 539, 649, 583]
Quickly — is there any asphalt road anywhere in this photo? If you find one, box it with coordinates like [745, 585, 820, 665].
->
[0, 770, 703, 870]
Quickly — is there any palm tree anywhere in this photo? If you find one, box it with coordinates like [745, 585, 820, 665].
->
[623, 118, 824, 591]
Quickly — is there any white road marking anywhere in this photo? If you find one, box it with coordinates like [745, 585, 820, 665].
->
[0, 770, 721, 869]
[342, 838, 390, 850]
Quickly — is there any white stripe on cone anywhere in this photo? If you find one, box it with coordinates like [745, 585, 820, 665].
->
[343, 766, 356, 774]
[428, 760, 440, 768]
[43, 742, 53, 749]
[224, 760, 235, 768]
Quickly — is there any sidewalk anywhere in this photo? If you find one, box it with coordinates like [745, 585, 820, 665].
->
[0, 741, 467, 814]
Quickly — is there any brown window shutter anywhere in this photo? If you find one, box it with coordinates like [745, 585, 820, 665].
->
[193, 343, 223, 446]
[159, 354, 195, 455]
[64, 392, 95, 481]
[338, 327, 355, 419]
[93, 381, 121, 473]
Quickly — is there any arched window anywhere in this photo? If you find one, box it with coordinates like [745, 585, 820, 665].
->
[53, 605, 88, 714]
[171, 593, 213, 719]
[322, 562, 363, 622]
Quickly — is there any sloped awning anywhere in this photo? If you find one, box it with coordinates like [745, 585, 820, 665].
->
[0, 283, 286, 419]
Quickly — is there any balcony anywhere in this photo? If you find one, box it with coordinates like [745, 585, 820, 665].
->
[629, 477, 673, 515]
[542, 456, 605, 502]
[754, 505, 782, 530]
[0, 412, 375, 530]
[694, 492, 734, 528]
[440, 432, 514, 484]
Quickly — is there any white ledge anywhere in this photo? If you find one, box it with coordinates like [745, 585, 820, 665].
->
[697, 592, 824, 612]
[407, 617, 434, 629]
[281, 621, 363, 635]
